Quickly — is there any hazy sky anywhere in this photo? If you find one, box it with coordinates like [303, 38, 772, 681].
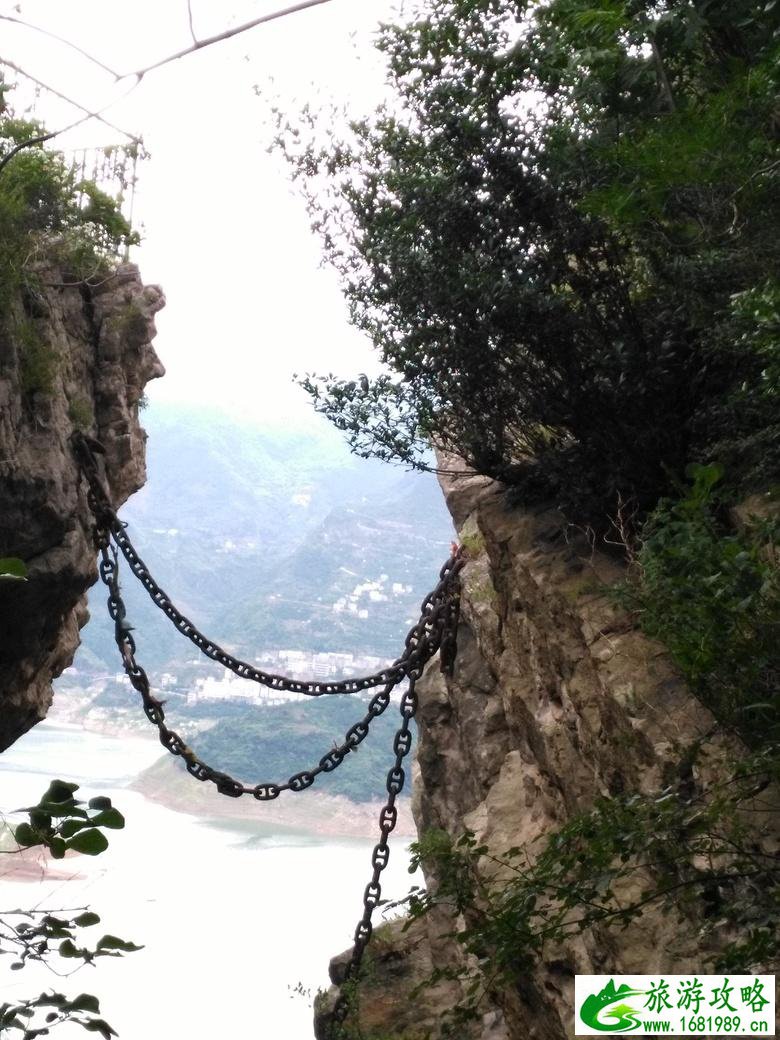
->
[3, 0, 401, 423]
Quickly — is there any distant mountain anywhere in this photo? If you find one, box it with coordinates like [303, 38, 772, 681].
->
[75, 403, 454, 675]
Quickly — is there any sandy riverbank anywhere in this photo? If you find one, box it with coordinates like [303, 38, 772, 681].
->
[43, 713, 418, 840]
[131, 752, 417, 839]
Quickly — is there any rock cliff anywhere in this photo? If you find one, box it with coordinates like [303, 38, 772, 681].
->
[316, 468, 776, 1039]
[0, 261, 164, 751]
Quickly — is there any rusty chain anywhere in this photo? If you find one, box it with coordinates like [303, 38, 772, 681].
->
[72, 431, 463, 1033]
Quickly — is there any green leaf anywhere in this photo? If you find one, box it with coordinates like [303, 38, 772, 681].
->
[13, 822, 38, 847]
[685, 461, 724, 491]
[35, 995, 67, 1008]
[34, 800, 85, 818]
[66, 829, 108, 856]
[89, 808, 125, 830]
[73, 912, 101, 928]
[67, 994, 100, 1014]
[36, 801, 86, 818]
[59, 939, 81, 958]
[29, 809, 52, 831]
[87, 797, 112, 811]
[96, 935, 143, 953]
[81, 1019, 117, 1038]
[49, 837, 67, 859]
[0, 557, 27, 579]
[41, 780, 80, 804]
[60, 819, 90, 839]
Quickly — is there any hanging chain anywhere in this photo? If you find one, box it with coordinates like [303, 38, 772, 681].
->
[73, 431, 441, 697]
[95, 540, 460, 798]
[72, 432, 464, 799]
[72, 430, 463, 1035]
[328, 666, 424, 1036]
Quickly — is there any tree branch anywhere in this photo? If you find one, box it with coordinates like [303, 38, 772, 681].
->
[0, 56, 139, 142]
[186, 0, 198, 46]
[121, 0, 335, 81]
[649, 35, 677, 113]
[0, 0, 333, 170]
[0, 129, 58, 174]
[0, 15, 119, 78]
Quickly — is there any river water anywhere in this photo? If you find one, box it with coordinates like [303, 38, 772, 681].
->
[0, 723, 416, 1038]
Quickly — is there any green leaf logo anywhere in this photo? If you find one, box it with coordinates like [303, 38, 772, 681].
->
[580, 979, 647, 1032]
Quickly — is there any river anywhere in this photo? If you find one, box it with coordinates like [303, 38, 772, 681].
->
[0, 723, 417, 1038]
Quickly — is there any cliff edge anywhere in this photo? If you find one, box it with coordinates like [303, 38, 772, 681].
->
[0, 261, 164, 751]
[316, 467, 778, 1039]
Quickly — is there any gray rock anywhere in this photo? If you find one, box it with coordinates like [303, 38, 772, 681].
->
[323, 465, 778, 1040]
[0, 259, 164, 750]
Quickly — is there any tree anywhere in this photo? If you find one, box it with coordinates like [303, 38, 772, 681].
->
[277, 0, 780, 524]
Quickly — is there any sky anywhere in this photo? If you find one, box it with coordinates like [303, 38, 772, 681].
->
[2, 0, 402, 424]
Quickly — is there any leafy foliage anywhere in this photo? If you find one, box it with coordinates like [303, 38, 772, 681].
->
[9, 779, 126, 860]
[16, 318, 57, 396]
[624, 464, 780, 746]
[402, 748, 780, 1031]
[0, 782, 142, 1039]
[276, 0, 780, 522]
[0, 118, 137, 291]
[0, 97, 139, 401]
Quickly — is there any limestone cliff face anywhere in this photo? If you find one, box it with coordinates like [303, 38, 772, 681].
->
[0, 262, 164, 751]
[316, 469, 771, 1040]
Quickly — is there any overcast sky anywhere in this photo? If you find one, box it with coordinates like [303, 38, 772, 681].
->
[2, 0, 400, 424]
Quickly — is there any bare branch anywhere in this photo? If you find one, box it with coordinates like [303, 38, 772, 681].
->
[0, 14, 119, 78]
[121, 0, 335, 81]
[0, 56, 139, 142]
[186, 0, 198, 45]
[0, 0, 333, 170]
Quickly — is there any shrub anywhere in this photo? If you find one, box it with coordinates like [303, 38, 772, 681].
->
[68, 396, 94, 431]
[17, 318, 57, 396]
[401, 750, 780, 1032]
[0, 111, 138, 310]
[626, 464, 780, 747]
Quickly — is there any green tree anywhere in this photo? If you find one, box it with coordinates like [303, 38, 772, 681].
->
[277, 0, 779, 522]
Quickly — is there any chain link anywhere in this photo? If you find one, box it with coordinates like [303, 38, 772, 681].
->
[328, 669, 425, 1035]
[72, 431, 463, 1036]
[93, 538, 461, 798]
[73, 431, 463, 798]
[75, 429, 455, 698]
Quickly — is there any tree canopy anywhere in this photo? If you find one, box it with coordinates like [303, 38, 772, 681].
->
[278, 0, 780, 523]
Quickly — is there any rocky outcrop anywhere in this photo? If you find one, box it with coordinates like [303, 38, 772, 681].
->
[316, 468, 776, 1039]
[0, 262, 164, 751]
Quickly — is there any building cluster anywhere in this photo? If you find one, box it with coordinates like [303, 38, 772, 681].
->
[331, 574, 413, 618]
[184, 648, 389, 705]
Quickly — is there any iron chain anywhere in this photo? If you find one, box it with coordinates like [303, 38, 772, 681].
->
[72, 431, 463, 1037]
[73, 431, 463, 799]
